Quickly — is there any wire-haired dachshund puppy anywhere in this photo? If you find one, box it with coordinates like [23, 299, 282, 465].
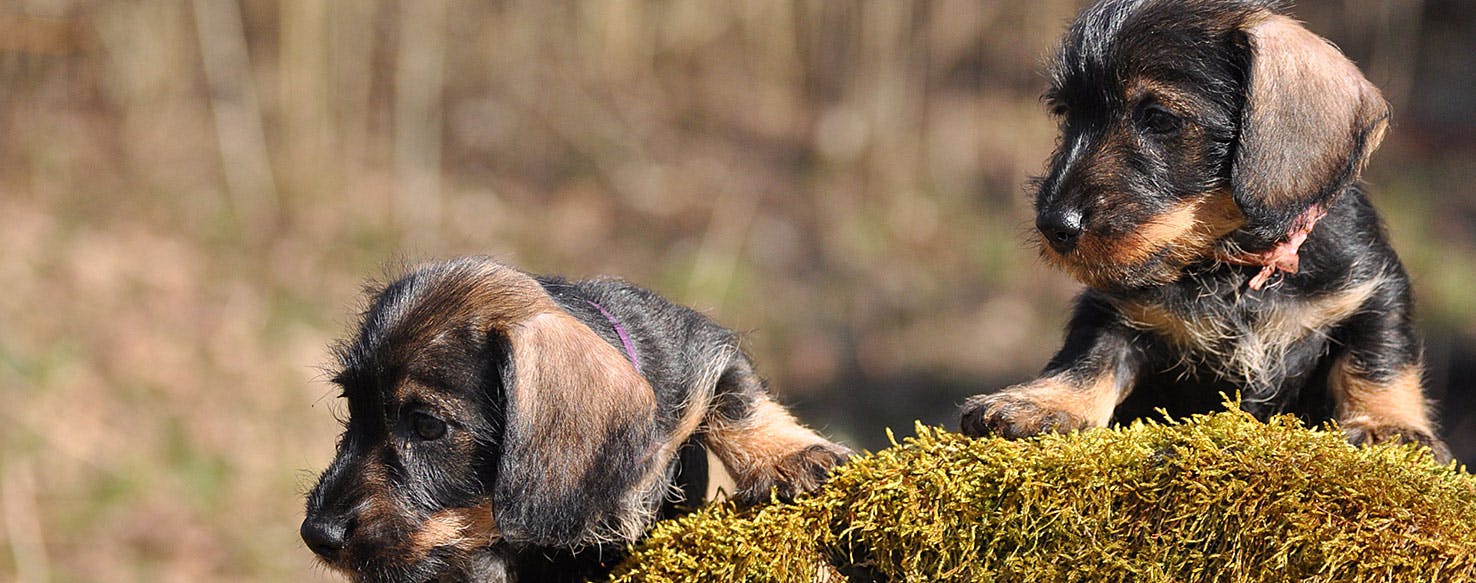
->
[302, 257, 850, 582]
[959, 0, 1452, 462]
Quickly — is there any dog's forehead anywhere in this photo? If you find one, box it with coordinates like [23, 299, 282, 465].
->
[1053, 0, 1280, 95]
[1064, 0, 1151, 65]
[335, 258, 544, 389]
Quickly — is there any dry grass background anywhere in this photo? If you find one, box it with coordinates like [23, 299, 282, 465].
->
[0, 0, 1472, 581]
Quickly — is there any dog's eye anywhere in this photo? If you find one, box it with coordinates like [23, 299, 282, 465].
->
[409, 411, 447, 441]
[1138, 104, 1181, 135]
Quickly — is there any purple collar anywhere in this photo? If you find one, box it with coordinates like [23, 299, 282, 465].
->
[585, 300, 641, 373]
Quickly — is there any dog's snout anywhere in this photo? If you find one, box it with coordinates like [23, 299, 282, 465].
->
[1037, 208, 1084, 253]
[301, 514, 351, 560]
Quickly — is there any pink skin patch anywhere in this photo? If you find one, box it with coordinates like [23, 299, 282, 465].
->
[1220, 203, 1329, 291]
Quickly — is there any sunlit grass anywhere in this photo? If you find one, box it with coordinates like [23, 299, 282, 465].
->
[615, 410, 1476, 582]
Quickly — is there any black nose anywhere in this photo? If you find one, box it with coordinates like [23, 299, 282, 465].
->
[1037, 209, 1084, 253]
[301, 515, 349, 559]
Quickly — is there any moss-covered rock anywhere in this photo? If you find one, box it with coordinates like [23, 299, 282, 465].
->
[611, 409, 1476, 582]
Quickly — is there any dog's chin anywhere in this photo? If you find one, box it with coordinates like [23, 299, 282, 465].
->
[1042, 245, 1192, 293]
[411, 553, 510, 583]
[331, 545, 510, 583]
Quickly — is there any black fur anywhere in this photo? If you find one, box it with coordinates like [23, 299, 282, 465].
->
[961, 0, 1451, 461]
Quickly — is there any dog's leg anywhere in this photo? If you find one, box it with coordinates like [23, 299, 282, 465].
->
[702, 357, 850, 504]
[961, 295, 1139, 438]
[1328, 309, 1450, 462]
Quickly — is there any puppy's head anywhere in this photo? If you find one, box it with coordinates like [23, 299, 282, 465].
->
[1034, 0, 1388, 290]
[302, 257, 658, 582]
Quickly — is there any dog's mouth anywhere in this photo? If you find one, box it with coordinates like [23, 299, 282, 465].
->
[1038, 193, 1244, 290]
[1039, 236, 1190, 290]
[312, 501, 504, 583]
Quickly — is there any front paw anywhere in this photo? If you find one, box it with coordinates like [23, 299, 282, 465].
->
[959, 392, 1089, 439]
[1343, 421, 1453, 463]
[734, 443, 850, 505]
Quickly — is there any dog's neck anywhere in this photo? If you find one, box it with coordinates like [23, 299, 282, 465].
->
[1096, 192, 1356, 308]
[1214, 201, 1333, 291]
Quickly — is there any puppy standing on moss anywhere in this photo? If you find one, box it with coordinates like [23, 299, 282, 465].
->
[959, 0, 1452, 461]
[302, 257, 849, 582]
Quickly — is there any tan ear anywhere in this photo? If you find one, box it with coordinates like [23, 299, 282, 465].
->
[1232, 14, 1389, 249]
[493, 310, 658, 547]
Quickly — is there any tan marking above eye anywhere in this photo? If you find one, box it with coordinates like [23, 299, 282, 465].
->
[1124, 77, 1194, 110]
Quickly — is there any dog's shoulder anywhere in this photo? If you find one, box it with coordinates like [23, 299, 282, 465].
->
[533, 274, 743, 415]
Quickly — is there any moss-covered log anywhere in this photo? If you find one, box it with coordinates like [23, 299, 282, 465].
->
[611, 410, 1475, 582]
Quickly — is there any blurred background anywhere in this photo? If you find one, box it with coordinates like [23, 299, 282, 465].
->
[1, 0, 1472, 580]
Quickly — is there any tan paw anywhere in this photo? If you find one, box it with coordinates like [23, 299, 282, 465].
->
[1343, 420, 1452, 463]
[959, 392, 1091, 439]
[733, 443, 850, 505]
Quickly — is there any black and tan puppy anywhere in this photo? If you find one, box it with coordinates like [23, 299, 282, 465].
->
[960, 0, 1452, 461]
[302, 257, 849, 582]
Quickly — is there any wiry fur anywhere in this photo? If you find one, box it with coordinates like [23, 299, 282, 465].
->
[960, 0, 1451, 463]
[302, 257, 849, 582]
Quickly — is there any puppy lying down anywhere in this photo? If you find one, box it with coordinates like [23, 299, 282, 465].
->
[302, 257, 849, 582]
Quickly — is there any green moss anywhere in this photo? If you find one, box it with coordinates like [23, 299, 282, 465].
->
[612, 410, 1476, 582]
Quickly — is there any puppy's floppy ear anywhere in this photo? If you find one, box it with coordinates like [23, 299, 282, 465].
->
[1231, 13, 1389, 249]
[493, 309, 658, 548]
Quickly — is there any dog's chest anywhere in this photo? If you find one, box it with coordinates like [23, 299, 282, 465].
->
[1111, 279, 1377, 384]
